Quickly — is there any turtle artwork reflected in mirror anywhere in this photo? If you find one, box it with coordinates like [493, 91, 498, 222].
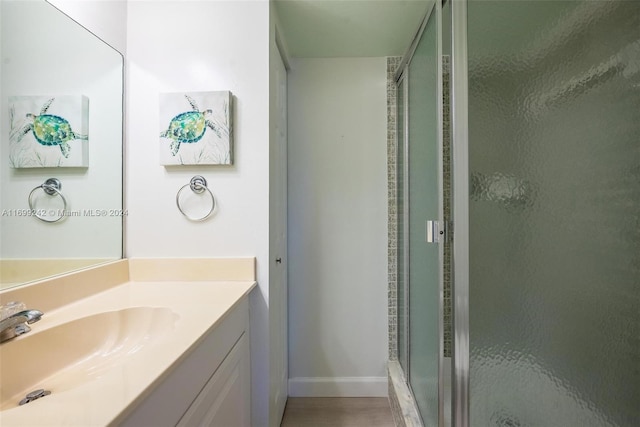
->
[15, 98, 88, 158]
[160, 95, 223, 156]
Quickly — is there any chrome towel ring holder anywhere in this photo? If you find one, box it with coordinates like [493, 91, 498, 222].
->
[176, 175, 215, 221]
[28, 178, 67, 223]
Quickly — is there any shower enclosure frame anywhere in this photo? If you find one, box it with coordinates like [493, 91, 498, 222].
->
[394, 0, 446, 424]
[397, 0, 640, 425]
[450, 0, 469, 426]
[396, 69, 410, 379]
[450, 1, 640, 425]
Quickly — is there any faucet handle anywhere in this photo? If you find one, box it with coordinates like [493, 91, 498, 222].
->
[0, 301, 27, 320]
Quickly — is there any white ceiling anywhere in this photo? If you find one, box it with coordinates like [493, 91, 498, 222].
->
[274, 0, 431, 58]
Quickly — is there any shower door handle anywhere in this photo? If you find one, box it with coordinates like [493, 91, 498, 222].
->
[426, 220, 445, 243]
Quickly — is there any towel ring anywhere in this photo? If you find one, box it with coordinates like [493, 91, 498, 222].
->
[28, 178, 67, 223]
[176, 176, 215, 221]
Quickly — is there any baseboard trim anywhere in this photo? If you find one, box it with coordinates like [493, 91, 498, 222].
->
[288, 376, 388, 397]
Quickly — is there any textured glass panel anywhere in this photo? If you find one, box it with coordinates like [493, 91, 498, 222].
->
[397, 77, 408, 374]
[408, 9, 440, 426]
[467, 1, 640, 426]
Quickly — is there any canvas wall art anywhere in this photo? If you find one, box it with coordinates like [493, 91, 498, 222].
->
[9, 95, 89, 168]
[159, 91, 233, 166]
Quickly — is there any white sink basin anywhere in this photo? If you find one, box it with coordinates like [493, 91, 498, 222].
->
[0, 307, 178, 410]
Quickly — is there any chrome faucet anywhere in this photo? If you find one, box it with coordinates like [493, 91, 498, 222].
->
[0, 308, 43, 343]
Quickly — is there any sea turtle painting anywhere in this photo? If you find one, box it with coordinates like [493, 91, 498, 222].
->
[15, 98, 88, 158]
[160, 95, 222, 156]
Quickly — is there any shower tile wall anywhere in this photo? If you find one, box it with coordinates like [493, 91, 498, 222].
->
[442, 55, 452, 358]
[387, 56, 401, 361]
[387, 56, 452, 360]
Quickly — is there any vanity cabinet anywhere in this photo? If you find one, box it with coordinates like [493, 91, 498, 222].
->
[119, 298, 250, 427]
[177, 332, 249, 426]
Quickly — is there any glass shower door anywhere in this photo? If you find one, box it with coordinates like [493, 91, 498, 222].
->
[406, 1, 443, 425]
[455, 0, 640, 425]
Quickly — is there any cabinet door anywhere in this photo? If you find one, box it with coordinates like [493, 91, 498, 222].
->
[177, 333, 250, 427]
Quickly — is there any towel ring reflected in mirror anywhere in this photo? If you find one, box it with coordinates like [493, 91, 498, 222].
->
[27, 178, 67, 223]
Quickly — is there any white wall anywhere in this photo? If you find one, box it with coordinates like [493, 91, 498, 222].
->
[287, 57, 389, 396]
[126, 1, 272, 425]
[48, 0, 127, 54]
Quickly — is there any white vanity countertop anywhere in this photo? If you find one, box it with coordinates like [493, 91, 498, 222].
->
[0, 279, 256, 426]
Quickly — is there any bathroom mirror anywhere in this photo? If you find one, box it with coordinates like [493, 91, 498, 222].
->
[0, 0, 124, 289]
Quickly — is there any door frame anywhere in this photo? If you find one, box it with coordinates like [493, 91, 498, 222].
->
[451, 0, 470, 426]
